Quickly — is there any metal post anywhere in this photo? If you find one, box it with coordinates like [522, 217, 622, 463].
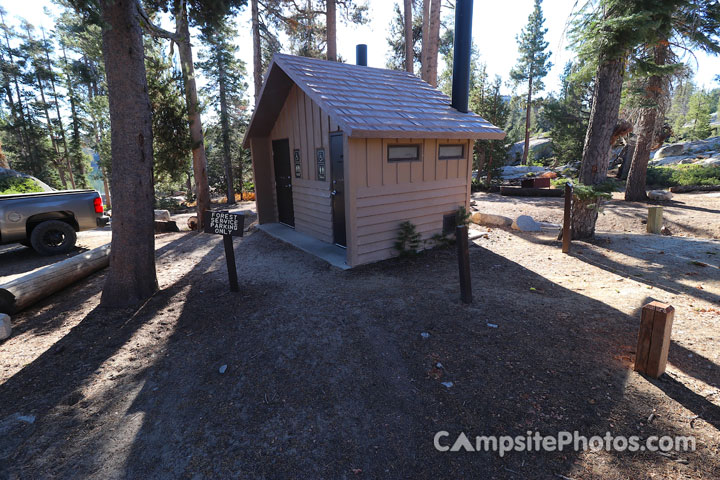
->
[456, 224, 472, 304]
[223, 234, 239, 292]
[562, 183, 572, 254]
[451, 0, 474, 113]
[356, 44, 367, 66]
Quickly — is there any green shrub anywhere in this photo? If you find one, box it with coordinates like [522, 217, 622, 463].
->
[646, 165, 720, 187]
[155, 196, 183, 211]
[0, 176, 44, 195]
[394, 221, 421, 257]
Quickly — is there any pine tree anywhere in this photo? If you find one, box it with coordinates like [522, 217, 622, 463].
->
[199, 18, 249, 203]
[510, 0, 551, 166]
[542, 61, 593, 165]
[624, 0, 720, 201]
[684, 90, 713, 139]
[386, 2, 422, 71]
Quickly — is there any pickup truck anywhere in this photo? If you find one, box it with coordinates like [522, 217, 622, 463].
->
[0, 189, 109, 255]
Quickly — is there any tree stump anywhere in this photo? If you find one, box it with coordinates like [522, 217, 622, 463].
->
[570, 196, 600, 239]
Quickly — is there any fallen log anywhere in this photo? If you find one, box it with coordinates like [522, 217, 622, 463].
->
[500, 186, 564, 197]
[0, 243, 110, 314]
[669, 185, 720, 194]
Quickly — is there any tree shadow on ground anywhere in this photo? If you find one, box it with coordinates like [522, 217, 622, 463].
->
[2, 232, 716, 478]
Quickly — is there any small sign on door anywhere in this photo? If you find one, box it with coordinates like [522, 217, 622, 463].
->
[293, 149, 302, 178]
[316, 148, 326, 181]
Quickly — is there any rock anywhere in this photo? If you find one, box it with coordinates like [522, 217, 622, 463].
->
[470, 212, 513, 227]
[0, 314, 11, 340]
[647, 190, 673, 201]
[696, 156, 720, 167]
[650, 155, 694, 166]
[511, 215, 542, 232]
[499, 165, 548, 180]
[154, 209, 171, 222]
[506, 137, 554, 164]
[219, 364, 227, 374]
[655, 143, 685, 158]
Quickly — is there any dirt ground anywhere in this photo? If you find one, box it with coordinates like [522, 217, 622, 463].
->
[0, 194, 718, 479]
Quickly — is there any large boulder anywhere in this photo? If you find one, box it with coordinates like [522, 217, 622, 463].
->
[650, 155, 695, 166]
[654, 143, 685, 159]
[511, 215, 542, 232]
[696, 156, 720, 167]
[506, 137, 554, 165]
[471, 212, 513, 227]
[499, 165, 549, 180]
[154, 209, 171, 222]
[647, 190, 673, 201]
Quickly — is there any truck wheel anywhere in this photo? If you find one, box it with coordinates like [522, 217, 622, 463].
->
[30, 220, 77, 255]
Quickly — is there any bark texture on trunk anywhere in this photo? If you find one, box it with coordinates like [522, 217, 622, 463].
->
[425, 0, 441, 87]
[421, 0, 430, 83]
[570, 196, 601, 239]
[176, 4, 211, 228]
[251, 0, 262, 104]
[572, 56, 624, 239]
[403, 0, 413, 73]
[326, 0, 337, 61]
[218, 59, 235, 204]
[625, 43, 669, 201]
[100, 0, 158, 307]
[578, 57, 625, 186]
[521, 74, 533, 166]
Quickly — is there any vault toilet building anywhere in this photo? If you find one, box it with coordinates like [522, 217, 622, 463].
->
[244, 6, 504, 267]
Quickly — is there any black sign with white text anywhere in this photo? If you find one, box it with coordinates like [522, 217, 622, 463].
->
[204, 211, 245, 237]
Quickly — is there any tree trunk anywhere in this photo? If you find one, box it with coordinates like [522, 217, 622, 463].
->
[578, 57, 625, 185]
[572, 56, 625, 239]
[521, 74, 533, 165]
[571, 195, 601, 239]
[403, 0, 413, 73]
[421, 0, 430, 83]
[176, 3, 211, 229]
[625, 43, 669, 201]
[102, 167, 112, 210]
[425, 0, 441, 87]
[218, 58, 235, 204]
[100, 0, 158, 307]
[42, 28, 74, 191]
[326, 0, 337, 61]
[251, 0, 262, 104]
[60, 46, 77, 188]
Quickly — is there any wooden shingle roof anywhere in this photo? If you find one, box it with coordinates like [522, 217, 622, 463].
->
[243, 54, 505, 147]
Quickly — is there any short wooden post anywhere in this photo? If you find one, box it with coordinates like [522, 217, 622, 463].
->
[634, 302, 674, 378]
[456, 224, 472, 304]
[562, 183, 572, 254]
[647, 206, 663, 234]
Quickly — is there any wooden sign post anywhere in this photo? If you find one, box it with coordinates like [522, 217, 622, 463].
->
[203, 210, 245, 292]
[562, 183, 573, 254]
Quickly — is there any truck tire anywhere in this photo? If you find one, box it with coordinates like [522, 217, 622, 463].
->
[30, 220, 77, 256]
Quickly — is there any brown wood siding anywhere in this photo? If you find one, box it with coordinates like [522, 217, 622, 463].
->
[348, 137, 472, 266]
[268, 85, 333, 242]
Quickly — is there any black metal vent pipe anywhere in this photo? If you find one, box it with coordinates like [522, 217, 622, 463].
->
[356, 44, 368, 66]
[451, 0, 473, 113]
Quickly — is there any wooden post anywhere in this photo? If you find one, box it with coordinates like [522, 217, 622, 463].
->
[647, 206, 663, 234]
[456, 224, 472, 304]
[562, 183, 572, 253]
[634, 302, 674, 378]
[223, 234, 239, 292]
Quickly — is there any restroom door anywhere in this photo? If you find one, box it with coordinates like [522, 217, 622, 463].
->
[330, 132, 346, 247]
[272, 139, 294, 227]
